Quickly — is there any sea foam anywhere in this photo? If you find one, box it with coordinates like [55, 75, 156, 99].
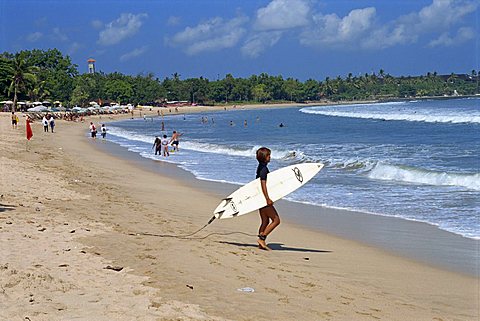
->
[368, 163, 480, 191]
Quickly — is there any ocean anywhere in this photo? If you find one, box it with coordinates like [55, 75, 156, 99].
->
[105, 97, 480, 240]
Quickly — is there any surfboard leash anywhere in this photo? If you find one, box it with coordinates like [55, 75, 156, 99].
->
[128, 215, 215, 239]
[126, 215, 256, 240]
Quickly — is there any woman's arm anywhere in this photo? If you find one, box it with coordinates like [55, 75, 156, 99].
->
[260, 179, 273, 206]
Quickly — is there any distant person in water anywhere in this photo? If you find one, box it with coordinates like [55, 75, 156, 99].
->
[89, 122, 97, 139]
[279, 122, 285, 128]
[256, 147, 280, 250]
[101, 124, 107, 139]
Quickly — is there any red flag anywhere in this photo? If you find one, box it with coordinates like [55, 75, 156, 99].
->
[26, 118, 33, 140]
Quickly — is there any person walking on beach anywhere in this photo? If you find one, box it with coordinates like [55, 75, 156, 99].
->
[170, 130, 183, 152]
[49, 116, 55, 133]
[11, 112, 18, 129]
[100, 124, 107, 139]
[256, 147, 280, 250]
[89, 122, 97, 139]
[42, 115, 49, 132]
[161, 134, 170, 157]
[153, 136, 161, 155]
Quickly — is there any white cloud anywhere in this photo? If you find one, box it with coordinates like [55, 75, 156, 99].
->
[167, 16, 181, 26]
[255, 0, 311, 31]
[300, 7, 376, 48]
[67, 42, 82, 55]
[168, 16, 248, 55]
[241, 31, 283, 58]
[428, 27, 475, 47]
[119, 46, 149, 61]
[91, 20, 103, 30]
[26, 32, 43, 42]
[416, 0, 478, 31]
[98, 13, 148, 46]
[363, 0, 478, 49]
[52, 27, 68, 41]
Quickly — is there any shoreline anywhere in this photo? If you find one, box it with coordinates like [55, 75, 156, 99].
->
[1, 110, 478, 320]
[95, 133, 479, 277]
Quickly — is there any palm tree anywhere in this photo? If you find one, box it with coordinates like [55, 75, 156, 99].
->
[6, 53, 38, 111]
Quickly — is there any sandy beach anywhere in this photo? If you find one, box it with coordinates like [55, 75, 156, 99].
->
[1, 107, 478, 321]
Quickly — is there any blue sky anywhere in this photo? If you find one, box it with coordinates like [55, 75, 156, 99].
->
[1, 0, 478, 80]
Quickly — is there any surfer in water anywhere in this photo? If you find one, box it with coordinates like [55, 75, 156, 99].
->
[256, 147, 280, 250]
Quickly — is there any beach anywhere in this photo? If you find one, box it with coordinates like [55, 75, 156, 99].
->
[0, 108, 478, 321]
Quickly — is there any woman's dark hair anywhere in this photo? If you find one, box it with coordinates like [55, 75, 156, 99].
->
[256, 147, 271, 163]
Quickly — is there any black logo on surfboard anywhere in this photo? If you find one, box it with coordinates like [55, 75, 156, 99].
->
[230, 201, 238, 214]
[292, 167, 303, 183]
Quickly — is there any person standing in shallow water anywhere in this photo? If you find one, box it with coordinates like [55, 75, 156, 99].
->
[152, 136, 161, 155]
[256, 147, 280, 250]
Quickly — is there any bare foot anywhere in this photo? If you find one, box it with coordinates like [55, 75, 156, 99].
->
[257, 239, 271, 250]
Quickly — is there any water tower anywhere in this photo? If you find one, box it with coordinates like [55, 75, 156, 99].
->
[87, 58, 96, 74]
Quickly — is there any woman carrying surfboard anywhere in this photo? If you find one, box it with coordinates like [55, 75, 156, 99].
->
[256, 147, 280, 250]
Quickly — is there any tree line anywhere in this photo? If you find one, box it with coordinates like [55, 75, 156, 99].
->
[1, 49, 478, 109]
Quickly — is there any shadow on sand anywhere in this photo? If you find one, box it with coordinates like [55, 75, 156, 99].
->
[219, 241, 332, 253]
[0, 203, 16, 213]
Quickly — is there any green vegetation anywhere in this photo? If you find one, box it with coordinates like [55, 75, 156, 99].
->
[1, 49, 478, 110]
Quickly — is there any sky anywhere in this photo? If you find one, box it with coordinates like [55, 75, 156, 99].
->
[1, 0, 479, 81]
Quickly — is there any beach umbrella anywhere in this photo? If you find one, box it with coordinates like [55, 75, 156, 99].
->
[33, 101, 42, 105]
[16, 102, 26, 105]
[27, 105, 48, 112]
[72, 107, 88, 113]
[4, 100, 13, 104]
[42, 100, 50, 105]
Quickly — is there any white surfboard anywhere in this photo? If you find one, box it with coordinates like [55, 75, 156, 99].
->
[213, 163, 324, 219]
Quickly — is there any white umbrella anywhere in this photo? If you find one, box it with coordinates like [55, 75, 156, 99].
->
[16, 102, 26, 105]
[42, 100, 50, 104]
[33, 101, 42, 105]
[3, 100, 14, 104]
[27, 105, 48, 112]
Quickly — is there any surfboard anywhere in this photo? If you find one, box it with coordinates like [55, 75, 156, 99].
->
[213, 163, 324, 219]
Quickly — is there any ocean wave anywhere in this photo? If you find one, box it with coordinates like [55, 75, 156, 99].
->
[311, 101, 408, 109]
[108, 126, 305, 161]
[299, 107, 480, 124]
[368, 163, 480, 190]
[108, 126, 157, 144]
